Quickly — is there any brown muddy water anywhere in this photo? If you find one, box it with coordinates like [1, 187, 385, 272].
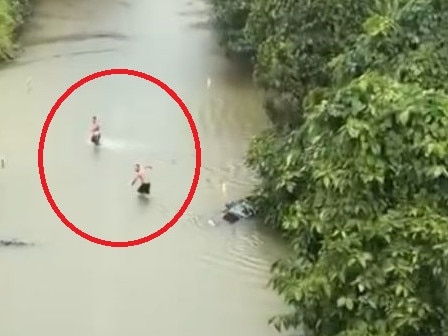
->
[0, 0, 287, 335]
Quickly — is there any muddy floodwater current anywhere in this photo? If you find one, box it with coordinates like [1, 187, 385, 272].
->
[0, 0, 286, 335]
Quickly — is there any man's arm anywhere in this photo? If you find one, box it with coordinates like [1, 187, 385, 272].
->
[144, 165, 152, 169]
[131, 175, 138, 186]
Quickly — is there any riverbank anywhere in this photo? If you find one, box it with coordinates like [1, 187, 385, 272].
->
[210, 0, 448, 335]
[0, 0, 32, 61]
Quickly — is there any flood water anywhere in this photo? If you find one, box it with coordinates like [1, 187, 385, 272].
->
[0, 0, 286, 334]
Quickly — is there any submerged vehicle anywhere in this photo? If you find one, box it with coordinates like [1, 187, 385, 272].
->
[222, 198, 256, 223]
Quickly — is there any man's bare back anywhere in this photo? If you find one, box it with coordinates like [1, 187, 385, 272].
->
[131, 163, 152, 195]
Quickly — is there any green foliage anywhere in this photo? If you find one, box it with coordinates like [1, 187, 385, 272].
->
[212, 0, 448, 334]
[10, 0, 32, 29]
[210, 0, 371, 127]
[329, 0, 448, 90]
[269, 206, 448, 336]
[0, 0, 16, 58]
[0, 0, 32, 61]
[248, 72, 448, 335]
[245, 0, 370, 127]
[210, 0, 255, 56]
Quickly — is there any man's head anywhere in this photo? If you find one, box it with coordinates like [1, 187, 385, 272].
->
[134, 163, 140, 172]
[92, 116, 97, 123]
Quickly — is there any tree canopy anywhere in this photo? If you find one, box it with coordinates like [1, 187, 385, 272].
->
[211, 0, 448, 335]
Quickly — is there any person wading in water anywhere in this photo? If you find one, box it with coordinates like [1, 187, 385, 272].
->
[90, 116, 101, 146]
[131, 163, 152, 196]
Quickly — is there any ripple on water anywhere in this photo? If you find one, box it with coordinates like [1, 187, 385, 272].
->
[84, 137, 193, 166]
[86, 137, 147, 151]
[201, 162, 258, 192]
[197, 223, 272, 285]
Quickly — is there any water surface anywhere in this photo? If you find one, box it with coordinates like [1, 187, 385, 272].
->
[0, 0, 286, 334]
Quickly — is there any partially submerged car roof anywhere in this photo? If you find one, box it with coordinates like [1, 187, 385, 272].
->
[222, 198, 256, 223]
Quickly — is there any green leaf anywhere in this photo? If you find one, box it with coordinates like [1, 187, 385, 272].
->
[398, 109, 410, 125]
[323, 176, 330, 188]
[345, 297, 354, 310]
[430, 165, 447, 178]
[286, 153, 293, 167]
[358, 256, 367, 269]
[337, 297, 346, 307]
[357, 283, 365, 293]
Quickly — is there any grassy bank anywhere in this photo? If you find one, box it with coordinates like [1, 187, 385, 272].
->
[210, 0, 448, 335]
[0, 0, 32, 61]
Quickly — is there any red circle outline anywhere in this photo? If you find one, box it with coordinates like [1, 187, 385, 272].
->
[37, 68, 202, 247]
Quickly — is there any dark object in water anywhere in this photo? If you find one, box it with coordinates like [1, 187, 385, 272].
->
[91, 134, 101, 146]
[137, 182, 151, 195]
[222, 199, 256, 223]
[0, 239, 34, 247]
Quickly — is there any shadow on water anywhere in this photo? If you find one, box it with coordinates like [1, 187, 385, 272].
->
[137, 194, 150, 205]
[92, 145, 101, 158]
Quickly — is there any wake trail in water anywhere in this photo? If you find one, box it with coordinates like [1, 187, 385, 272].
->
[85, 137, 194, 163]
[86, 137, 147, 151]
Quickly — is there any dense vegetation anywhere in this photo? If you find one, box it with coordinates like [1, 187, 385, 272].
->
[0, 0, 32, 61]
[211, 0, 448, 335]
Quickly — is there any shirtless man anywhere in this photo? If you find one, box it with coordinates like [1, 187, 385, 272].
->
[131, 163, 152, 195]
[90, 116, 101, 146]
